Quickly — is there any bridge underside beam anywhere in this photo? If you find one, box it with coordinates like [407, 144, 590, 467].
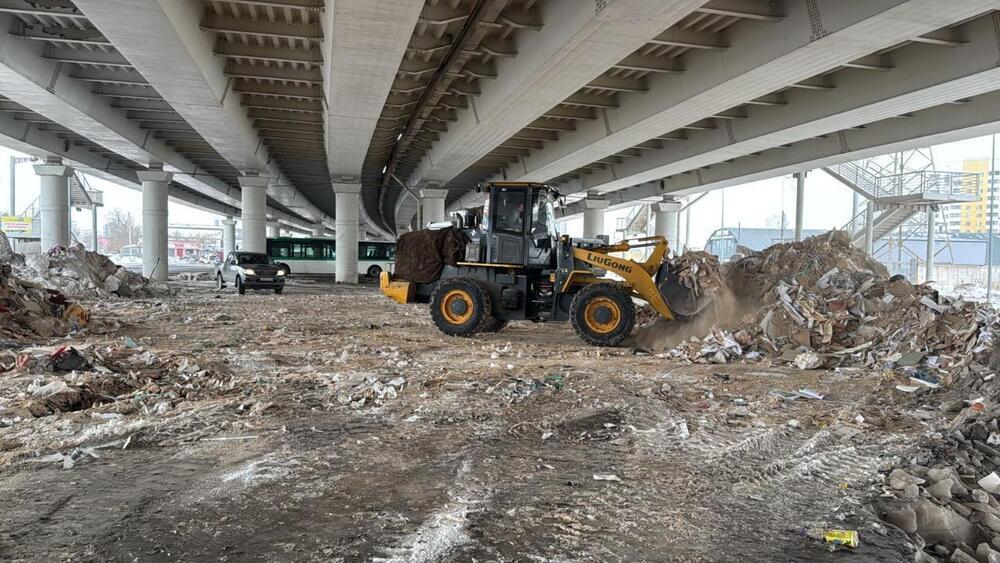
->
[0, 12, 243, 209]
[72, 0, 334, 228]
[406, 0, 708, 189]
[559, 12, 1000, 197]
[557, 90, 1000, 219]
[511, 0, 997, 185]
[320, 0, 423, 239]
[0, 111, 319, 229]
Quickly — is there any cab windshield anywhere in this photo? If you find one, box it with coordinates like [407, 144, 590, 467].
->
[236, 253, 273, 265]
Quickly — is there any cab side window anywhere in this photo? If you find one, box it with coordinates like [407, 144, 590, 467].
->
[493, 188, 525, 234]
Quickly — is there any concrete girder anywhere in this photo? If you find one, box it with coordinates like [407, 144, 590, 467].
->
[0, 12, 242, 208]
[404, 0, 708, 196]
[73, 0, 335, 229]
[510, 0, 999, 186]
[319, 0, 423, 240]
[0, 108, 318, 231]
[0, 0, 86, 19]
[200, 13, 323, 41]
[559, 12, 1000, 197]
[0, 108, 240, 216]
[557, 89, 1000, 219]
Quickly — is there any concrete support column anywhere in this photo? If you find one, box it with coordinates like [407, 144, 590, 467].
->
[266, 222, 280, 239]
[794, 171, 806, 241]
[34, 159, 72, 252]
[238, 176, 269, 253]
[653, 198, 681, 253]
[926, 206, 936, 283]
[222, 217, 236, 256]
[334, 183, 361, 284]
[137, 169, 172, 281]
[311, 225, 324, 237]
[582, 193, 609, 239]
[90, 206, 98, 251]
[864, 200, 875, 255]
[420, 187, 447, 227]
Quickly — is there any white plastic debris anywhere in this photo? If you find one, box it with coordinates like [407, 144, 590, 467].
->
[29, 379, 69, 398]
[794, 351, 823, 370]
[979, 472, 1000, 494]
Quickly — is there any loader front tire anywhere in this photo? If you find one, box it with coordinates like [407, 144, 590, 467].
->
[570, 284, 636, 347]
[430, 278, 492, 337]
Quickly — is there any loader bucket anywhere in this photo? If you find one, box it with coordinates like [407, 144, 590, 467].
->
[657, 274, 713, 318]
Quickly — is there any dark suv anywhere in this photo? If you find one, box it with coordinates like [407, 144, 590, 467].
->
[216, 252, 286, 294]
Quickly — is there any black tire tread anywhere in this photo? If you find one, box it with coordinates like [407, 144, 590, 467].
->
[569, 283, 636, 347]
[429, 278, 492, 337]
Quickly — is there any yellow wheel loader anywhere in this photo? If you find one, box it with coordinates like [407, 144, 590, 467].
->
[380, 182, 709, 346]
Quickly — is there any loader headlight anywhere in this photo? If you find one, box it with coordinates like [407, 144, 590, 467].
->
[244, 268, 256, 276]
[276, 270, 286, 276]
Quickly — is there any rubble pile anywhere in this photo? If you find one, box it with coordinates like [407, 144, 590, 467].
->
[726, 230, 888, 301]
[879, 407, 1000, 562]
[0, 338, 241, 469]
[662, 232, 993, 382]
[670, 250, 726, 297]
[0, 262, 87, 341]
[18, 244, 175, 299]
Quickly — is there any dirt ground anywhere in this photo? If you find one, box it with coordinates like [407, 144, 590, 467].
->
[0, 279, 941, 562]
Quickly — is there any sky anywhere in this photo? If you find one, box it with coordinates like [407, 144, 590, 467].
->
[0, 134, 996, 246]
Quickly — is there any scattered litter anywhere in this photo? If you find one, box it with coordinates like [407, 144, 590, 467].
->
[592, 474, 621, 482]
[821, 529, 859, 549]
[794, 352, 823, 370]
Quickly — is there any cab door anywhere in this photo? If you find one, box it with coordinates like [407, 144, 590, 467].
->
[525, 189, 554, 268]
[486, 186, 528, 265]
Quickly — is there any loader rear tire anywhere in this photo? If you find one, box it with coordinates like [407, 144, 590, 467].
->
[430, 278, 492, 337]
[570, 284, 635, 347]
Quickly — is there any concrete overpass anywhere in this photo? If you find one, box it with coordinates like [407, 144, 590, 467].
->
[1, 0, 1000, 282]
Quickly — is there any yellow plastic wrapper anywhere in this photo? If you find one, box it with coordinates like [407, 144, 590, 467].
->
[823, 529, 859, 548]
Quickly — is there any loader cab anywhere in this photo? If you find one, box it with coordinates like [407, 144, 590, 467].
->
[482, 183, 558, 268]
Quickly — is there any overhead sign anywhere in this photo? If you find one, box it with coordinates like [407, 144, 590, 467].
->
[1, 216, 32, 236]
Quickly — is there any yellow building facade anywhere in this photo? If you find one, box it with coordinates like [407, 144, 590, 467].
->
[960, 158, 992, 233]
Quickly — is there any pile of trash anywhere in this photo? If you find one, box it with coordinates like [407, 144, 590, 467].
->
[0, 338, 240, 469]
[670, 250, 726, 297]
[16, 243, 174, 299]
[0, 262, 89, 341]
[879, 404, 1000, 562]
[658, 232, 993, 383]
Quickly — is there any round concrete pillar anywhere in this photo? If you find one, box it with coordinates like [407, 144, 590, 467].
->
[654, 199, 681, 251]
[137, 169, 172, 281]
[334, 183, 361, 284]
[34, 160, 73, 252]
[794, 171, 807, 241]
[239, 176, 269, 252]
[222, 217, 236, 256]
[582, 194, 609, 239]
[420, 187, 447, 227]
[266, 222, 280, 239]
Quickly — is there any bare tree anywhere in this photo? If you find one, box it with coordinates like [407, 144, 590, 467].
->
[104, 208, 141, 253]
